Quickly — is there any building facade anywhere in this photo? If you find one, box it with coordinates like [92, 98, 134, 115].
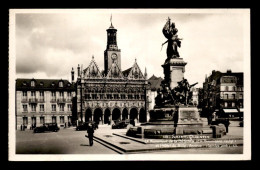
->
[202, 70, 243, 117]
[16, 79, 75, 129]
[191, 87, 199, 107]
[74, 23, 148, 125]
[146, 75, 163, 111]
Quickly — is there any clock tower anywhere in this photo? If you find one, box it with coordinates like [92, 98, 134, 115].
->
[104, 22, 121, 75]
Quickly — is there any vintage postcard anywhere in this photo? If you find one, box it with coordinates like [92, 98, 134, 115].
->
[8, 9, 251, 161]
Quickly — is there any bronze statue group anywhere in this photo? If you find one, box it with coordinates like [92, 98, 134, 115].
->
[155, 78, 198, 107]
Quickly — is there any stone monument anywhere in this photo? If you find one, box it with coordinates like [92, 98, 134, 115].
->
[126, 18, 226, 139]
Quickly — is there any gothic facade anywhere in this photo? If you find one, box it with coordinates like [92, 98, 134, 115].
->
[74, 23, 148, 125]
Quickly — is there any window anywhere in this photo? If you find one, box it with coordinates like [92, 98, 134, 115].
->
[40, 91, 44, 96]
[99, 94, 104, 99]
[52, 91, 56, 97]
[60, 104, 64, 111]
[23, 117, 28, 125]
[232, 102, 235, 107]
[114, 94, 119, 99]
[59, 81, 63, 87]
[239, 94, 243, 99]
[224, 102, 228, 107]
[52, 104, 56, 112]
[22, 91, 27, 97]
[229, 86, 234, 91]
[40, 104, 44, 112]
[67, 104, 72, 111]
[107, 94, 112, 99]
[225, 86, 228, 91]
[23, 105, 27, 112]
[52, 116, 56, 123]
[31, 91, 36, 97]
[85, 94, 91, 99]
[92, 94, 97, 99]
[31, 81, 35, 87]
[121, 94, 126, 99]
[31, 104, 36, 112]
[40, 117, 45, 124]
[232, 94, 236, 99]
[67, 92, 71, 97]
[128, 94, 133, 99]
[60, 116, 64, 123]
[60, 91, 64, 97]
[134, 95, 139, 99]
[225, 94, 228, 99]
[141, 95, 145, 100]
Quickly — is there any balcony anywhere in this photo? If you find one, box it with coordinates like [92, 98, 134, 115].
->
[50, 99, 56, 103]
[57, 98, 66, 104]
[29, 98, 37, 103]
[38, 98, 45, 103]
[66, 98, 72, 103]
[21, 98, 28, 103]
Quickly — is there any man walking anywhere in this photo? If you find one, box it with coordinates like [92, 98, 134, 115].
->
[86, 123, 94, 146]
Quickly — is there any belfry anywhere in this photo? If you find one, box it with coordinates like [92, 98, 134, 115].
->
[73, 19, 148, 125]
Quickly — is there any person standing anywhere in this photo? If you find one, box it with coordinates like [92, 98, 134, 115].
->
[86, 123, 94, 146]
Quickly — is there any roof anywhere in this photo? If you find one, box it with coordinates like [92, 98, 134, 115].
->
[122, 67, 132, 77]
[206, 70, 243, 86]
[222, 72, 243, 86]
[16, 78, 75, 91]
[148, 75, 163, 91]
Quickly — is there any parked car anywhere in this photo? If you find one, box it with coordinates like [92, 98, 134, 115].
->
[76, 121, 98, 131]
[33, 123, 60, 133]
[112, 119, 130, 129]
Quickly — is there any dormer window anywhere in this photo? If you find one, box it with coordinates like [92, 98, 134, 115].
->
[59, 81, 63, 87]
[40, 82, 44, 86]
[51, 83, 55, 87]
[31, 81, 35, 87]
[23, 82, 27, 86]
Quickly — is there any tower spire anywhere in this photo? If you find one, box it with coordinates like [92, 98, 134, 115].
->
[109, 14, 114, 28]
[144, 67, 147, 79]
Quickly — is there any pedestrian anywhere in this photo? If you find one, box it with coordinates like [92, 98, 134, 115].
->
[86, 123, 94, 146]
[224, 118, 230, 133]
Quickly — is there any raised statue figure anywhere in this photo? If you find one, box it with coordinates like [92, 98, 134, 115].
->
[162, 17, 182, 59]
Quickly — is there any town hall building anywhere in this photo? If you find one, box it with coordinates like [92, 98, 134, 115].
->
[74, 22, 148, 125]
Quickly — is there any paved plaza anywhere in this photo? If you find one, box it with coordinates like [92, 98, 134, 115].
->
[16, 121, 243, 154]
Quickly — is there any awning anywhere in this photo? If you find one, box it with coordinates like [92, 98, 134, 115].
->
[223, 109, 238, 113]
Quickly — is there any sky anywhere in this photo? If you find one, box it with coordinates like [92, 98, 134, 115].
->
[14, 9, 248, 87]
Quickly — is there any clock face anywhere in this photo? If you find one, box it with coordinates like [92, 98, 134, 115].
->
[111, 53, 118, 62]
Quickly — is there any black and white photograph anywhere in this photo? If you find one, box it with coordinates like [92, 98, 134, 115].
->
[8, 9, 251, 161]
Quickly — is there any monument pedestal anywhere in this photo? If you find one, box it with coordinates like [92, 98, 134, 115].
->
[162, 58, 187, 89]
[126, 106, 222, 139]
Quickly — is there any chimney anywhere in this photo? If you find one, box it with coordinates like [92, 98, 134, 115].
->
[227, 69, 232, 74]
